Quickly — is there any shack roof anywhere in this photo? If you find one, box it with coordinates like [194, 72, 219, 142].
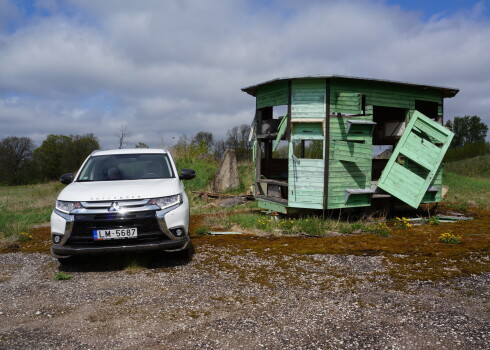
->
[241, 75, 459, 98]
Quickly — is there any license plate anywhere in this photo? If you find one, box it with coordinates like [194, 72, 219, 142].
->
[93, 228, 138, 240]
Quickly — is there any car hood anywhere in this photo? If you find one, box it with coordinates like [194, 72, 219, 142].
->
[57, 178, 181, 202]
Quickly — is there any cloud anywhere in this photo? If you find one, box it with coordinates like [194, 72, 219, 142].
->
[0, 0, 489, 148]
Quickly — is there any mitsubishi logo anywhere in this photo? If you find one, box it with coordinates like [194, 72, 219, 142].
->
[109, 201, 120, 212]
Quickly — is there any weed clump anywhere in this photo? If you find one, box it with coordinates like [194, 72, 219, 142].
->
[195, 227, 211, 235]
[54, 272, 73, 281]
[226, 214, 366, 237]
[439, 232, 462, 244]
[17, 232, 33, 242]
[393, 217, 412, 229]
[428, 217, 440, 225]
[367, 222, 390, 237]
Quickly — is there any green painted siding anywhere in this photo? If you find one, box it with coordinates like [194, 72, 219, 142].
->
[257, 199, 288, 214]
[377, 111, 454, 208]
[328, 103, 373, 209]
[249, 77, 452, 212]
[292, 122, 323, 137]
[335, 92, 362, 114]
[332, 140, 371, 162]
[288, 155, 324, 209]
[330, 78, 442, 113]
[291, 79, 326, 118]
[327, 78, 446, 209]
[256, 81, 288, 108]
[411, 162, 443, 203]
[288, 123, 325, 209]
[327, 117, 373, 209]
[288, 79, 326, 209]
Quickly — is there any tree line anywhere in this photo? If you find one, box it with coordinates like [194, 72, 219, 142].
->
[443, 115, 489, 162]
[0, 134, 100, 185]
[172, 124, 252, 161]
[1, 115, 487, 185]
[0, 123, 252, 186]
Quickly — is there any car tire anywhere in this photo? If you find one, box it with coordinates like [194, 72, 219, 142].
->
[57, 256, 75, 266]
[174, 242, 194, 260]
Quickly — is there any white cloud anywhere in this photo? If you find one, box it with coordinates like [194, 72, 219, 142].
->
[0, 0, 489, 148]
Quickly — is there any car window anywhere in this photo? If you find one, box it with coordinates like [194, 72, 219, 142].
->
[77, 154, 175, 181]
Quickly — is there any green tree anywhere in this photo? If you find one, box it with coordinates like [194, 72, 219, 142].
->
[65, 134, 100, 170]
[192, 131, 214, 153]
[225, 124, 252, 161]
[0, 136, 35, 185]
[33, 135, 71, 180]
[34, 134, 99, 180]
[135, 142, 149, 148]
[446, 116, 488, 148]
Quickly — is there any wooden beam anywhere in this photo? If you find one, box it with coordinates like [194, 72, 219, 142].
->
[323, 78, 331, 210]
[286, 80, 292, 142]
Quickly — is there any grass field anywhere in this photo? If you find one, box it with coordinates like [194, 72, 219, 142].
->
[2, 157, 490, 241]
[0, 182, 63, 239]
[443, 171, 490, 209]
[444, 154, 490, 178]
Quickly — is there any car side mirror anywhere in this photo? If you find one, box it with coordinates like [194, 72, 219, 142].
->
[179, 168, 195, 180]
[60, 173, 74, 185]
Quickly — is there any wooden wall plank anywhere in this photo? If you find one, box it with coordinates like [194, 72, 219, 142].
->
[257, 80, 289, 109]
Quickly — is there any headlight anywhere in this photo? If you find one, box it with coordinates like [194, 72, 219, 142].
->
[149, 194, 181, 209]
[55, 200, 82, 213]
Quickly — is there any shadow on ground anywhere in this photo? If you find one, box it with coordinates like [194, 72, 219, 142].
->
[58, 247, 194, 273]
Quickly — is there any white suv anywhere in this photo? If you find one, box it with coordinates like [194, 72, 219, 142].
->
[50, 148, 195, 262]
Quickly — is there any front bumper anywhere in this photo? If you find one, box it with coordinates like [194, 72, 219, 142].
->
[52, 236, 189, 256]
[51, 200, 190, 257]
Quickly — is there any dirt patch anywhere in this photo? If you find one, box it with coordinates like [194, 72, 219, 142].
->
[0, 225, 51, 254]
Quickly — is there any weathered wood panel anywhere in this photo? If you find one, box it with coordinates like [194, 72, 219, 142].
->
[377, 111, 454, 208]
[335, 92, 362, 114]
[327, 112, 373, 209]
[257, 80, 289, 109]
[291, 79, 326, 119]
[292, 122, 324, 137]
[288, 157, 324, 209]
[330, 78, 442, 114]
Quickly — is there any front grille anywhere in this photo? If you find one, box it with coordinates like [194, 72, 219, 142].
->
[69, 210, 166, 244]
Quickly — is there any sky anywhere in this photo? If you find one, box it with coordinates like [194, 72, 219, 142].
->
[1, 0, 489, 149]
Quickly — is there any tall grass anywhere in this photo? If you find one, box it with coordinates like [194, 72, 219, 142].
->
[443, 172, 490, 208]
[175, 157, 218, 193]
[227, 162, 255, 195]
[0, 158, 221, 239]
[444, 142, 490, 162]
[197, 212, 369, 236]
[0, 182, 63, 238]
[444, 154, 490, 178]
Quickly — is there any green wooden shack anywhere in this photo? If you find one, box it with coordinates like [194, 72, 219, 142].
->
[241, 75, 459, 213]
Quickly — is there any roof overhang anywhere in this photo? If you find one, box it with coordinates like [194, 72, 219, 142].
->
[241, 75, 459, 98]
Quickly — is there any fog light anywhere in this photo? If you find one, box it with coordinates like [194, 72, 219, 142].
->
[176, 229, 184, 236]
[53, 235, 62, 244]
[170, 227, 185, 237]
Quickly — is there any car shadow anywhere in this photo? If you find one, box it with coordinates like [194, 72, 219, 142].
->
[57, 244, 195, 273]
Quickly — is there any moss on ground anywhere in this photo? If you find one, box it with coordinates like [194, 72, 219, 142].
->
[2, 206, 488, 288]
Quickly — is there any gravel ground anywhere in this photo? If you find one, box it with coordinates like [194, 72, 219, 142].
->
[0, 246, 488, 350]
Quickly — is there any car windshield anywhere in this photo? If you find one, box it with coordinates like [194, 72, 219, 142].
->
[77, 154, 175, 181]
